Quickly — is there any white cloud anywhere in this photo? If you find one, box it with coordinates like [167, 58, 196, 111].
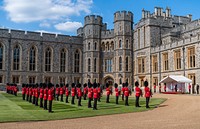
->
[35, 30, 61, 34]
[39, 22, 51, 28]
[54, 21, 82, 32]
[3, 0, 93, 23]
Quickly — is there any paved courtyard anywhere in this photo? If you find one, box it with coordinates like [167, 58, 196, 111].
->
[1, 94, 200, 129]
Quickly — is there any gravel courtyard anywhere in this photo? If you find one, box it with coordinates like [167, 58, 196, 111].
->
[1, 94, 200, 129]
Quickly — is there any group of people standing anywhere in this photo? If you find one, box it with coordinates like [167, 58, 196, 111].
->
[6, 83, 19, 96]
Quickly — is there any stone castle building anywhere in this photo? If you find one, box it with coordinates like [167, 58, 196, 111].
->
[0, 7, 199, 92]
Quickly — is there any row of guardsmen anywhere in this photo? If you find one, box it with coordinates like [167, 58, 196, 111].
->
[6, 80, 152, 113]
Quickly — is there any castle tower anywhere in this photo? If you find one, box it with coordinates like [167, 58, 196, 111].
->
[113, 11, 133, 85]
[83, 15, 102, 83]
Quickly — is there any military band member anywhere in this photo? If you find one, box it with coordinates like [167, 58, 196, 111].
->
[121, 83, 125, 101]
[14, 84, 18, 96]
[114, 83, 120, 104]
[83, 83, 88, 100]
[71, 83, 76, 105]
[39, 83, 44, 108]
[135, 81, 141, 107]
[153, 83, 156, 93]
[48, 83, 54, 113]
[124, 82, 130, 106]
[33, 84, 36, 104]
[43, 84, 48, 110]
[65, 84, 69, 103]
[55, 84, 60, 101]
[26, 84, 29, 101]
[87, 83, 93, 108]
[29, 84, 33, 103]
[77, 83, 82, 106]
[22, 83, 26, 100]
[106, 83, 111, 103]
[93, 83, 98, 110]
[144, 80, 152, 108]
[60, 84, 64, 102]
[97, 83, 102, 102]
[35, 83, 39, 106]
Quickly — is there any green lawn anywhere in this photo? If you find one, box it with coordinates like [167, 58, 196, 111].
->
[0, 92, 166, 123]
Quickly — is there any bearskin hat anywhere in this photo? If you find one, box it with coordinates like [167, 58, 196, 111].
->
[93, 82, 97, 88]
[66, 84, 69, 87]
[144, 81, 148, 87]
[106, 83, 109, 88]
[114, 83, 118, 88]
[135, 81, 139, 86]
[72, 83, 75, 88]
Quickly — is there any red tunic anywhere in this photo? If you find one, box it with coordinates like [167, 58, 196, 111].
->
[56, 87, 60, 95]
[93, 88, 98, 99]
[84, 87, 88, 94]
[29, 88, 32, 96]
[43, 88, 48, 100]
[106, 88, 111, 96]
[122, 87, 125, 94]
[164, 85, 166, 90]
[39, 88, 43, 99]
[48, 89, 53, 101]
[124, 87, 129, 97]
[65, 87, 69, 96]
[77, 88, 82, 97]
[71, 88, 75, 97]
[145, 87, 151, 97]
[154, 85, 156, 89]
[88, 88, 93, 98]
[135, 87, 141, 97]
[115, 88, 119, 97]
[59, 87, 63, 95]
[35, 88, 38, 98]
[22, 87, 26, 95]
[26, 88, 29, 95]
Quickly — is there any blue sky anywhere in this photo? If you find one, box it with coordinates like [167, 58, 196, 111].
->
[0, 0, 200, 36]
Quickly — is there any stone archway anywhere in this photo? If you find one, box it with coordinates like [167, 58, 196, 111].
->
[103, 76, 114, 86]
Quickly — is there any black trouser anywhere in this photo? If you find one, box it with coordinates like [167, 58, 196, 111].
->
[135, 96, 140, 107]
[189, 89, 191, 94]
[48, 100, 52, 112]
[60, 94, 63, 102]
[14, 92, 17, 96]
[146, 97, 150, 108]
[78, 96, 82, 106]
[71, 96, 75, 104]
[98, 93, 101, 102]
[32, 96, 35, 104]
[165, 89, 166, 92]
[125, 96, 129, 106]
[84, 94, 87, 100]
[35, 97, 38, 106]
[93, 98, 97, 110]
[122, 94, 124, 101]
[197, 89, 199, 94]
[29, 95, 32, 103]
[116, 96, 119, 104]
[106, 95, 110, 103]
[40, 98, 43, 108]
[56, 94, 59, 101]
[44, 100, 47, 110]
[88, 98, 92, 108]
[159, 89, 161, 93]
[22, 94, 25, 100]
[154, 89, 156, 93]
[66, 96, 69, 103]
[26, 94, 29, 101]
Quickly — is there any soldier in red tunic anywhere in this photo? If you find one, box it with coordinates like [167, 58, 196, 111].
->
[144, 80, 152, 108]
[43, 83, 48, 110]
[14, 84, 18, 96]
[35, 83, 39, 106]
[114, 83, 120, 104]
[87, 83, 93, 108]
[83, 83, 88, 100]
[71, 83, 76, 104]
[65, 84, 69, 103]
[106, 83, 111, 103]
[93, 83, 98, 110]
[32, 84, 36, 104]
[188, 84, 191, 94]
[48, 83, 54, 113]
[135, 81, 141, 107]
[77, 83, 82, 106]
[22, 84, 26, 100]
[29, 84, 33, 103]
[55, 84, 60, 101]
[153, 83, 156, 93]
[121, 83, 125, 101]
[39, 83, 44, 108]
[60, 84, 64, 102]
[97, 83, 102, 102]
[124, 82, 130, 106]
[26, 84, 29, 101]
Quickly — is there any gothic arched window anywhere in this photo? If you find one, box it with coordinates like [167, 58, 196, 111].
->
[88, 42, 90, 50]
[29, 46, 36, 71]
[74, 50, 80, 73]
[13, 45, 20, 70]
[94, 58, 96, 72]
[88, 58, 91, 72]
[119, 57, 122, 71]
[45, 48, 52, 72]
[60, 49, 66, 72]
[126, 57, 128, 71]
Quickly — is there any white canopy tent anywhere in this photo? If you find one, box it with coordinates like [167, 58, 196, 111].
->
[159, 75, 192, 93]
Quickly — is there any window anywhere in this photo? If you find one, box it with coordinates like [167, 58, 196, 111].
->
[13, 45, 20, 70]
[29, 46, 36, 71]
[94, 58, 97, 72]
[88, 58, 91, 72]
[94, 42, 97, 50]
[163, 53, 169, 71]
[153, 77, 158, 86]
[0, 76, 3, 83]
[29, 76, 36, 84]
[0, 44, 3, 70]
[60, 49, 66, 72]
[152, 55, 158, 72]
[74, 50, 80, 73]
[44, 76, 51, 84]
[126, 40, 129, 48]
[59, 77, 66, 84]
[174, 50, 181, 70]
[138, 29, 140, 49]
[12, 76, 20, 84]
[188, 47, 195, 68]
[107, 43, 110, 51]
[126, 57, 128, 71]
[45, 48, 52, 72]
[88, 42, 90, 50]
[188, 74, 196, 87]
[126, 78, 129, 83]
[119, 40, 122, 48]
[105, 59, 112, 72]
[119, 57, 122, 71]
[138, 58, 145, 73]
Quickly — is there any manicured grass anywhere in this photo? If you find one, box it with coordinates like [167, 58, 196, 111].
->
[0, 92, 166, 123]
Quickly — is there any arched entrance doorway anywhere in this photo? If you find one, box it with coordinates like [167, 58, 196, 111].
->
[104, 76, 114, 86]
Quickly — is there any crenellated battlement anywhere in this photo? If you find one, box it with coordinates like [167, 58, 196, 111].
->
[101, 29, 114, 38]
[84, 15, 102, 26]
[114, 10, 133, 22]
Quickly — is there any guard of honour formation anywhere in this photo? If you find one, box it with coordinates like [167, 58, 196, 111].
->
[6, 81, 152, 113]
